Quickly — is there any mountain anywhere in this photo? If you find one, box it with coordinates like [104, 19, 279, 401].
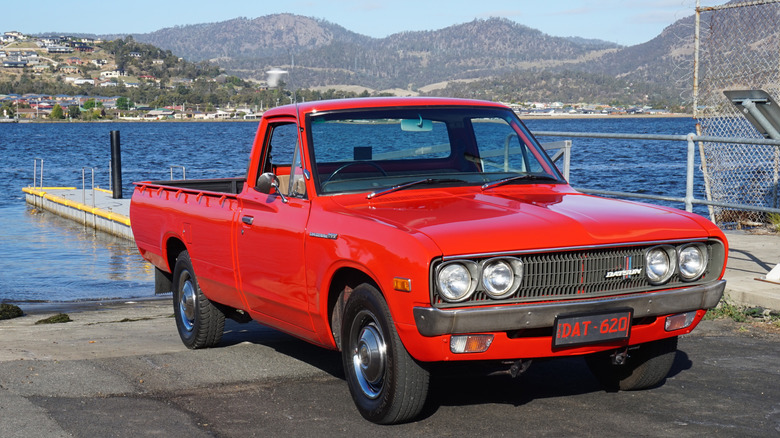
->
[116, 8, 773, 106]
[128, 15, 627, 92]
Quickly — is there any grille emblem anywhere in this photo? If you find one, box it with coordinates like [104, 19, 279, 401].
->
[605, 256, 641, 279]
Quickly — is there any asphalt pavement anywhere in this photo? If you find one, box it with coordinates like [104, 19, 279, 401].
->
[1, 298, 779, 437]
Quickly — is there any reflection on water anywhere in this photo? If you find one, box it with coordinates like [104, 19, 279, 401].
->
[0, 204, 153, 303]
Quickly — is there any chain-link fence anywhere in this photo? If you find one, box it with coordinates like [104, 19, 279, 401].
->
[693, 0, 780, 229]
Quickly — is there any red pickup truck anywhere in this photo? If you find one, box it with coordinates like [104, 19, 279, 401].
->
[130, 97, 727, 424]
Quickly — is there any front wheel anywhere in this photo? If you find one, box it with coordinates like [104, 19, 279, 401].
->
[586, 336, 678, 391]
[341, 284, 429, 424]
[172, 250, 225, 349]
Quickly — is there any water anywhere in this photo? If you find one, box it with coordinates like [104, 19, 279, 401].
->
[0, 117, 702, 303]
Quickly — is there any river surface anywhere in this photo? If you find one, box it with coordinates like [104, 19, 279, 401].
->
[0, 117, 705, 303]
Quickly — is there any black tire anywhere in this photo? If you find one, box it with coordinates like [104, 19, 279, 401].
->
[586, 336, 678, 391]
[172, 251, 225, 349]
[341, 284, 429, 424]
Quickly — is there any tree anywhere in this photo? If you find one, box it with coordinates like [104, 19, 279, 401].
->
[83, 98, 103, 110]
[49, 104, 64, 119]
[68, 105, 81, 119]
[116, 97, 133, 110]
[1, 103, 14, 118]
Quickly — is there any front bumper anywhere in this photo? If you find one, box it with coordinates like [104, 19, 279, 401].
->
[413, 280, 725, 337]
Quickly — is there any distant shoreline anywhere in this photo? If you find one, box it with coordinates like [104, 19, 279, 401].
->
[1, 113, 694, 123]
[518, 113, 692, 119]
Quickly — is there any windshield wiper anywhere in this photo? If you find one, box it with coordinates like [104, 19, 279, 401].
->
[367, 178, 467, 199]
[481, 174, 560, 191]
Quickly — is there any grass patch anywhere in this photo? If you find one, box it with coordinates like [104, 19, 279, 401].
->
[35, 313, 72, 324]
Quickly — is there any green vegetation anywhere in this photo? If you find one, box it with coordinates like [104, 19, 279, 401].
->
[705, 300, 780, 327]
[768, 213, 780, 232]
[49, 103, 64, 119]
[0, 303, 24, 320]
[35, 313, 73, 324]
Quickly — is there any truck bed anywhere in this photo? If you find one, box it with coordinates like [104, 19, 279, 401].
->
[139, 177, 246, 195]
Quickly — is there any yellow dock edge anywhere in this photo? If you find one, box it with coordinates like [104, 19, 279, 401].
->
[22, 187, 132, 227]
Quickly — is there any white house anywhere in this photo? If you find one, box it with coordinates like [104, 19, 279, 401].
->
[100, 70, 123, 78]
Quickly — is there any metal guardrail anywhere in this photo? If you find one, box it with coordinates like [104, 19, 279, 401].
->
[532, 130, 780, 215]
[28, 130, 780, 217]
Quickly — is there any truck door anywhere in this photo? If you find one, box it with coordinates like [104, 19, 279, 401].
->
[235, 121, 314, 334]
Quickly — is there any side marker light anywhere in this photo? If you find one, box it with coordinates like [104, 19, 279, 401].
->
[393, 277, 412, 292]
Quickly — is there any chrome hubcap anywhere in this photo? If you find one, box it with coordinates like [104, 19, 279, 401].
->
[179, 279, 196, 332]
[351, 316, 386, 399]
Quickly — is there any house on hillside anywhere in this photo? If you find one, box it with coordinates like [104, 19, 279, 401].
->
[2, 60, 27, 68]
[100, 70, 123, 78]
[47, 45, 73, 54]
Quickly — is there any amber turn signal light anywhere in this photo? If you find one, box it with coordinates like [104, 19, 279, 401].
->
[393, 277, 412, 292]
[450, 334, 494, 353]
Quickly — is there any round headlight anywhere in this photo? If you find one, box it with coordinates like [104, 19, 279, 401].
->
[678, 244, 707, 281]
[482, 260, 515, 298]
[645, 246, 675, 285]
[437, 263, 474, 302]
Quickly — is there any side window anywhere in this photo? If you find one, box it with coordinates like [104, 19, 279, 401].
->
[262, 123, 306, 198]
[265, 123, 298, 170]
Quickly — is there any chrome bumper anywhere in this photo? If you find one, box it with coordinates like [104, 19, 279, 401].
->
[413, 280, 725, 337]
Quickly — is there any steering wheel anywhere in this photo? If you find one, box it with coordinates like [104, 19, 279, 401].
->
[323, 161, 387, 183]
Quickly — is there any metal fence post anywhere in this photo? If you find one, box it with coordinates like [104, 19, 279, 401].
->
[686, 133, 695, 213]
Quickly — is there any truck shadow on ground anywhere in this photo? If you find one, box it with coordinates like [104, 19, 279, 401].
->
[219, 319, 695, 418]
[423, 349, 693, 413]
[220, 319, 345, 378]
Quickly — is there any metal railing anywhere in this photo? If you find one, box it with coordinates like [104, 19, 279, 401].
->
[532, 130, 780, 216]
[81, 167, 95, 208]
[32, 158, 43, 188]
[170, 165, 186, 180]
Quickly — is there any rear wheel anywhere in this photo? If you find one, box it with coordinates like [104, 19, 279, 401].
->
[172, 251, 225, 349]
[341, 284, 429, 424]
[586, 336, 678, 391]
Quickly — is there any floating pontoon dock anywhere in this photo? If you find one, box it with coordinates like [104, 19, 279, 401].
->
[23, 186, 133, 241]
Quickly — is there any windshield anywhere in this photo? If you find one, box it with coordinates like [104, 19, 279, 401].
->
[307, 106, 563, 196]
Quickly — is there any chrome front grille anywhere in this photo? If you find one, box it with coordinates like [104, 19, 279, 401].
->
[431, 241, 722, 308]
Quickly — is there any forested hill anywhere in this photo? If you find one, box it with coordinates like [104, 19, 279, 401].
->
[106, 6, 772, 107]
[127, 15, 627, 90]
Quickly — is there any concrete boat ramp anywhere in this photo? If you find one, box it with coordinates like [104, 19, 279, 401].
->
[20, 186, 780, 311]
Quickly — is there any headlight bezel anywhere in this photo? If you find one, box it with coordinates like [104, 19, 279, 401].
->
[435, 257, 524, 303]
[677, 243, 708, 281]
[480, 257, 523, 299]
[435, 261, 479, 303]
[644, 245, 677, 285]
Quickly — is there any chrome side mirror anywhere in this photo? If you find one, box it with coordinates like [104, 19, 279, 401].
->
[255, 172, 288, 203]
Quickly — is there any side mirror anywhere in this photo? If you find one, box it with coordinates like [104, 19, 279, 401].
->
[255, 172, 288, 203]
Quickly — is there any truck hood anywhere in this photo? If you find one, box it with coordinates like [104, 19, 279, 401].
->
[333, 187, 711, 256]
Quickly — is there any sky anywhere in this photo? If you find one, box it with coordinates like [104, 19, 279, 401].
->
[6, 0, 724, 47]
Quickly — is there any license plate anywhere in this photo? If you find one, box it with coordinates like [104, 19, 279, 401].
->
[553, 309, 632, 347]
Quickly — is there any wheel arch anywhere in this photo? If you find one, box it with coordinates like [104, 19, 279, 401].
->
[164, 235, 188, 273]
[327, 266, 381, 351]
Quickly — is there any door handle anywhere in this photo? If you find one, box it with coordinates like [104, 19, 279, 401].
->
[241, 215, 254, 225]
